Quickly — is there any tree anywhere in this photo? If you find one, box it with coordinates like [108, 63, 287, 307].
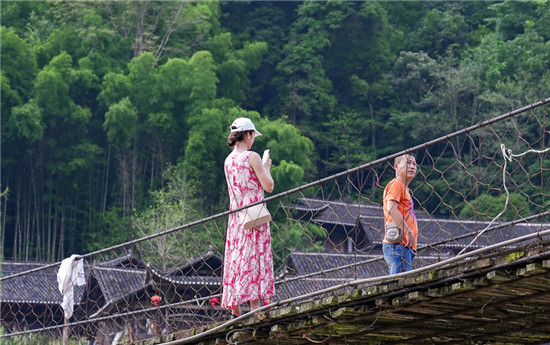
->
[0, 2, 52, 32]
[7, 102, 43, 143]
[487, 1, 538, 41]
[408, 7, 469, 57]
[3, 0, 549, 262]
[258, 117, 315, 190]
[3, 49, 100, 260]
[98, 1, 221, 61]
[220, 1, 298, 111]
[133, 164, 212, 272]
[214, 39, 268, 104]
[320, 111, 371, 176]
[182, 107, 227, 210]
[0, 27, 37, 100]
[104, 97, 137, 149]
[459, 193, 531, 221]
[271, 222, 326, 270]
[325, 2, 395, 103]
[275, 1, 347, 125]
[349, 75, 392, 158]
[32, 52, 99, 259]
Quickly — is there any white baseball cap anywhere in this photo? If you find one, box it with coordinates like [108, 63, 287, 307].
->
[230, 117, 262, 136]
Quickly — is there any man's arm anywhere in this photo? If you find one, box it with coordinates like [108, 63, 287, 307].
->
[386, 199, 414, 247]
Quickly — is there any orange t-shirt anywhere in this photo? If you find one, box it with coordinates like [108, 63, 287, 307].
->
[383, 178, 418, 251]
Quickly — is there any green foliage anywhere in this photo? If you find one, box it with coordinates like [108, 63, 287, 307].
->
[2, 0, 549, 261]
[34, 52, 94, 131]
[182, 107, 227, 208]
[229, 42, 269, 102]
[220, 2, 297, 111]
[0, 72, 22, 117]
[409, 8, 469, 57]
[133, 164, 222, 271]
[271, 160, 305, 195]
[459, 193, 531, 221]
[103, 97, 137, 148]
[35, 27, 82, 69]
[8, 102, 43, 142]
[34, 67, 71, 115]
[0, 331, 85, 345]
[327, 2, 394, 94]
[275, 1, 349, 124]
[271, 221, 327, 270]
[98, 72, 131, 107]
[96, 1, 221, 61]
[321, 111, 373, 175]
[259, 118, 314, 178]
[185, 51, 219, 111]
[0, 2, 51, 32]
[506, 251, 526, 262]
[487, 2, 538, 41]
[390, 51, 441, 111]
[85, 206, 133, 252]
[0, 26, 37, 99]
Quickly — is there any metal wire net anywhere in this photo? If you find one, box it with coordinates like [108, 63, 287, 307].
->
[1, 98, 549, 344]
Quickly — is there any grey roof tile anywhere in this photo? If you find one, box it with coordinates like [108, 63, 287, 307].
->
[91, 266, 147, 304]
[1, 262, 89, 304]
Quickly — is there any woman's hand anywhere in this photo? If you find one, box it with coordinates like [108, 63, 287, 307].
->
[250, 152, 274, 193]
[263, 158, 272, 170]
[262, 150, 272, 170]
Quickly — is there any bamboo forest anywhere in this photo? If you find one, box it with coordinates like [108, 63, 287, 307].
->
[1, 1, 550, 261]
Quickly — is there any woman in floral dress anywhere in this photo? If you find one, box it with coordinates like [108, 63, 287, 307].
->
[222, 117, 275, 318]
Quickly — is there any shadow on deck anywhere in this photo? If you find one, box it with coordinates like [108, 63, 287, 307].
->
[132, 241, 550, 345]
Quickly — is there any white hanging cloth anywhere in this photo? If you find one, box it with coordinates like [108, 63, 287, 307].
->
[57, 254, 86, 319]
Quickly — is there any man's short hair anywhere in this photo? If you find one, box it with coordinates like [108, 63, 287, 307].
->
[394, 154, 413, 166]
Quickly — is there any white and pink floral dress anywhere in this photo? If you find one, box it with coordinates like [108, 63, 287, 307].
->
[221, 151, 275, 309]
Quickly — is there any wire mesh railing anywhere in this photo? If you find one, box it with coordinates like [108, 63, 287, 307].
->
[1, 97, 550, 344]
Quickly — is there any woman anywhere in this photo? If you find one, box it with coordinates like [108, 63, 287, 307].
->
[221, 117, 275, 318]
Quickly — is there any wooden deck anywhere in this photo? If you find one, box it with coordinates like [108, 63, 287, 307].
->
[133, 241, 550, 345]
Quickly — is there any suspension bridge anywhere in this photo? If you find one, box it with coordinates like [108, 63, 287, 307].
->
[133, 237, 550, 345]
[2, 97, 550, 345]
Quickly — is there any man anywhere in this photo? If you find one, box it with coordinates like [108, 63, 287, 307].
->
[382, 154, 418, 274]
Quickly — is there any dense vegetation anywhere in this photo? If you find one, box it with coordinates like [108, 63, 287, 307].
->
[1, 1, 549, 261]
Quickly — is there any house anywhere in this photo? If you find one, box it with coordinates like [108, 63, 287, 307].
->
[0, 250, 224, 344]
[86, 250, 224, 343]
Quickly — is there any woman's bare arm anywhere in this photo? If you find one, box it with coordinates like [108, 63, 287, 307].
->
[249, 152, 274, 193]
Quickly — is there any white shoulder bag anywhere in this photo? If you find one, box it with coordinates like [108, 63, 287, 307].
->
[239, 202, 271, 229]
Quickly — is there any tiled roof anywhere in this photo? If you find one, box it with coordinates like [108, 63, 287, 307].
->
[148, 264, 221, 287]
[286, 252, 387, 279]
[0, 253, 225, 308]
[91, 266, 147, 304]
[165, 250, 222, 277]
[98, 253, 147, 269]
[370, 216, 547, 249]
[291, 198, 329, 212]
[0, 261, 89, 304]
[276, 278, 349, 301]
[1, 261, 47, 276]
